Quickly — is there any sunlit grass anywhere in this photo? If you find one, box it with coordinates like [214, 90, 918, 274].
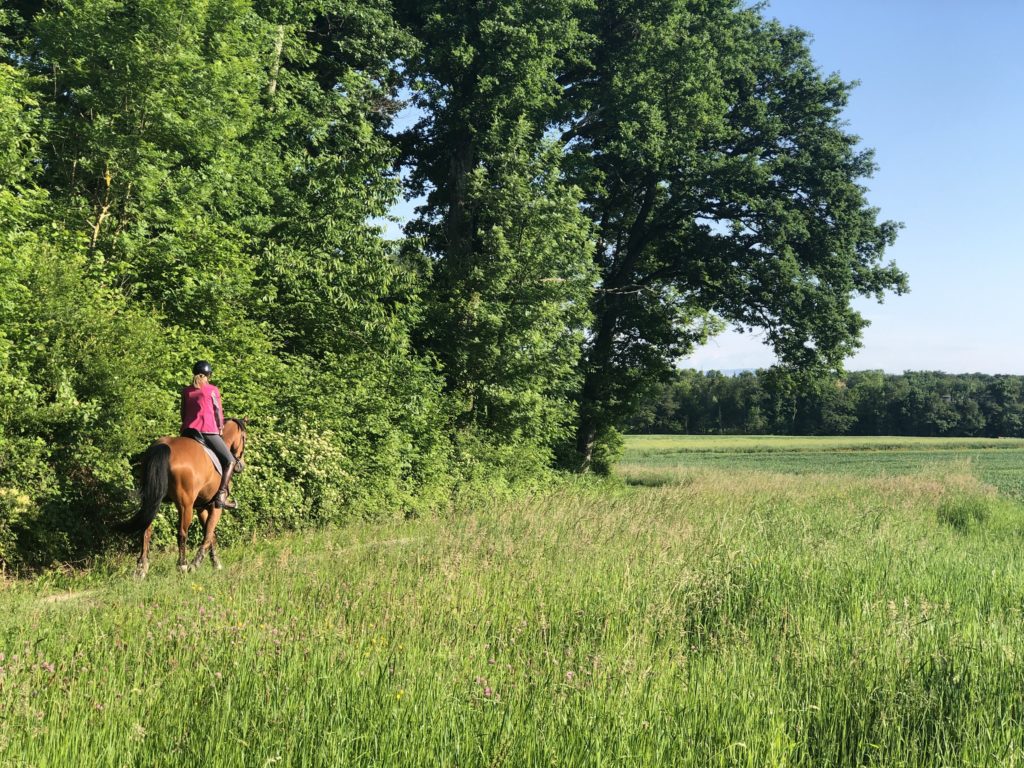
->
[3, 437, 1024, 766]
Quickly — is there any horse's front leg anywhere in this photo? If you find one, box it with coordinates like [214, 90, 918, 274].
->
[176, 499, 194, 573]
[190, 504, 223, 572]
[136, 524, 153, 579]
[196, 507, 223, 570]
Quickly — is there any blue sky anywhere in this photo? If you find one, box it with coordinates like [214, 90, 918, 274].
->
[687, 0, 1024, 374]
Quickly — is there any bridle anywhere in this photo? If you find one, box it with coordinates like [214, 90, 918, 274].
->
[230, 419, 247, 473]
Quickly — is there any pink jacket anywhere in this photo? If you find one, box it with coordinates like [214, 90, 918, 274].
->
[181, 383, 224, 433]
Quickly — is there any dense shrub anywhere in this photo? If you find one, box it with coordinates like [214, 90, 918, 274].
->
[0, 0, 462, 570]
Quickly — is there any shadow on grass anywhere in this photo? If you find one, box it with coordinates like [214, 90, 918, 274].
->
[624, 475, 673, 488]
[619, 468, 700, 488]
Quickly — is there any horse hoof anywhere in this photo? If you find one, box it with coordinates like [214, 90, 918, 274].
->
[135, 567, 148, 580]
[178, 564, 189, 573]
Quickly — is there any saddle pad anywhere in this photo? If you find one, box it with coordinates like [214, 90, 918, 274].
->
[203, 446, 223, 476]
[181, 431, 224, 476]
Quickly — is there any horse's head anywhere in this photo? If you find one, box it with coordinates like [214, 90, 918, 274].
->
[224, 417, 248, 473]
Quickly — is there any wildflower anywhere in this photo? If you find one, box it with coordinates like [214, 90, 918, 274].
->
[483, 687, 493, 698]
[565, 671, 575, 682]
[42, 662, 55, 673]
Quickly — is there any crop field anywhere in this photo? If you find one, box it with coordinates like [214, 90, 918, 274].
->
[624, 434, 1024, 501]
[4, 436, 1024, 766]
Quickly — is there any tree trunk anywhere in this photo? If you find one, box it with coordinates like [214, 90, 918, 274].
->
[440, 136, 476, 418]
[574, 298, 619, 472]
[447, 140, 475, 274]
[573, 181, 656, 470]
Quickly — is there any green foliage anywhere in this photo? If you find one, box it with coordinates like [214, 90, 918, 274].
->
[0, 0, 454, 569]
[399, 0, 597, 468]
[588, 426, 624, 476]
[0, 245, 180, 565]
[425, 134, 596, 449]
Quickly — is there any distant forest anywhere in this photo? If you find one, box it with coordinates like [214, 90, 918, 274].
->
[628, 370, 1024, 438]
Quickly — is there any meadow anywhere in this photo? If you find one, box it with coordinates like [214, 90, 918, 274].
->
[4, 436, 1024, 766]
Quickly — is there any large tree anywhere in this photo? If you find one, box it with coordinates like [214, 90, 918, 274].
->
[396, 0, 597, 470]
[562, 0, 906, 470]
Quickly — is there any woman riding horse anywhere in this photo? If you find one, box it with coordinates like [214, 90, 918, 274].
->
[120, 361, 247, 576]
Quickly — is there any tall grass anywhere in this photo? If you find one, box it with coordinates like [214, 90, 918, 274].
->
[3, 438, 1024, 765]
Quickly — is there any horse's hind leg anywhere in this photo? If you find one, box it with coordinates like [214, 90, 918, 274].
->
[136, 524, 153, 579]
[177, 498, 194, 573]
[190, 505, 222, 572]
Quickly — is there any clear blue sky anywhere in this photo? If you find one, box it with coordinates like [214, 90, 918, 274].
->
[688, 0, 1024, 374]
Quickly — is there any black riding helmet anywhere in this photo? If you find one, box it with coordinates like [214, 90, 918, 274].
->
[192, 360, 213, 377]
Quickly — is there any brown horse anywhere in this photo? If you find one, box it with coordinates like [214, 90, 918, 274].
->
[120, 418, 247, 577]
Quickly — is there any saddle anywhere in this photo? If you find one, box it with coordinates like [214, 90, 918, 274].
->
[180, 429, 226, 476]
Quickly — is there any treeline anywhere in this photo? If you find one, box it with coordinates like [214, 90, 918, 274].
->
[0, 0, 905, 567]
[629, 369, 1024, 437]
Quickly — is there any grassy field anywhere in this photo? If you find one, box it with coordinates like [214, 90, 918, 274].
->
[624, 434, 1024, 501]
[4, 436, 1024, 766]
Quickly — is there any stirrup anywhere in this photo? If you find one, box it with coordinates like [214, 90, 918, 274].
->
[214, 491, 237, 510]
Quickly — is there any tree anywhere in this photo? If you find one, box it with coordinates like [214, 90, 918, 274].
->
[562, 0, 906, 469]
[397, 0, 597, 472]
[980, 377, 1023, 438]
[847, 370, 886, 434]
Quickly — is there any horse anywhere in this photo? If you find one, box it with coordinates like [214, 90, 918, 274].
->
[119, 418, 248, 577]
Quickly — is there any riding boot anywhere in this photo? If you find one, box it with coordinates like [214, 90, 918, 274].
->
[214, 460, 238, 509]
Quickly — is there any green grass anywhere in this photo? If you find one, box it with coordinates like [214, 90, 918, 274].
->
[4, 436, 1024, 766]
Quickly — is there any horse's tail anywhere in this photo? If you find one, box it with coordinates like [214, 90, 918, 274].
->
[117, 443, 171, 533]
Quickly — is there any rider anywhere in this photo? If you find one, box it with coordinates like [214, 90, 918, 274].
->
[181, 360, 237, 509]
